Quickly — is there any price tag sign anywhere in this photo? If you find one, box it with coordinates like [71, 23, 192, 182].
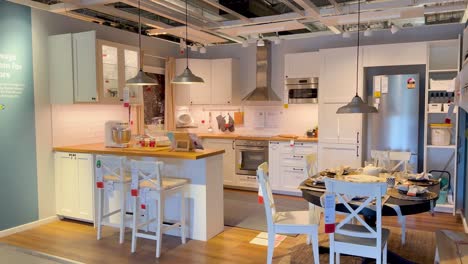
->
[324, 193, 336, 233]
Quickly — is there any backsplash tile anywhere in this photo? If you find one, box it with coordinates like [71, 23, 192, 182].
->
[51, 104, 128, 146]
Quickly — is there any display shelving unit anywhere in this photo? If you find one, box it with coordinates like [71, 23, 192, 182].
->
[423, 38, 460, 214]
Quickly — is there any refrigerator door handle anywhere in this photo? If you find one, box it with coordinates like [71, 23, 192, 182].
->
[356, 132, 360, 144]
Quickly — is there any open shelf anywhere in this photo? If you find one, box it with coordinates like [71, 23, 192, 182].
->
[427, 145, 457, 149]
[434, 203, 455, 213]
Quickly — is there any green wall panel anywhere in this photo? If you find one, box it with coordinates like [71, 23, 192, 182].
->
[0, 0, 38, 230]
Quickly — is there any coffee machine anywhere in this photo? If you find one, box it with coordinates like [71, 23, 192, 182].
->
[105, 120, 131, 148]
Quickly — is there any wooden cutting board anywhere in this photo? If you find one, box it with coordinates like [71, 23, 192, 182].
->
[234, 112, 244, 125]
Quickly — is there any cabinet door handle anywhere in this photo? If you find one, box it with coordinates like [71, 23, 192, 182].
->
[292, 168, 304, 171]
[232, 140, 235, 150]
[91, 97, 96, 101]
[356, 145, 359, 157]
[356, 132, 360, 144]
[293, 155, 303, 158]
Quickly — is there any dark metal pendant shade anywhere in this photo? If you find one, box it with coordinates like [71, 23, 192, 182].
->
[336, 95, 378, 114]
[171, 0, 204, 85]
[127, 69, 159, 86]
[172, 67, 204, 84]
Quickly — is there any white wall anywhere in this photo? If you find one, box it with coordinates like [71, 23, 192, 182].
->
[30, 8, 179, 219]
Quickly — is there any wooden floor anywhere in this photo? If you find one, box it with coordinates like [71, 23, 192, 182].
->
[0, 190, 464, 264]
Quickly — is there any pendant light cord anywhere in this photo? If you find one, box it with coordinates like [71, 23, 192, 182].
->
[355, 0, 361, 97]
[138, 0, 142, 70]
[185, 0, 189, 69]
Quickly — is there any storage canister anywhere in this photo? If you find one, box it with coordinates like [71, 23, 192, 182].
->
[430, 123, 452, 146]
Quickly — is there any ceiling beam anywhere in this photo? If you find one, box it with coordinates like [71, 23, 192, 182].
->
[91, 5, 170, 29]
[290, 0, 342, 33]
[320, 6, 425, 25]
[277, 0, 306, 16]
[198, 0, 251, 22]
[7, 0, 50, 11]
[149, 0, 222, 26]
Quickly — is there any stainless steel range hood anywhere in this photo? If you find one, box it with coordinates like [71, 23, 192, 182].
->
[242, 41, 281, 101]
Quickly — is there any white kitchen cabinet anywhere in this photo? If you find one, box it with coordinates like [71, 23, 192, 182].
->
[318, 143, 361, 172]
[318, 103, 362, 144]
[202, 138, 236, 186]
[269, 141, 318, 195]
[97, 40, 140, 104]
[49, 31, 98, 104]
[175, 58, 239, 105]
[55, 152, 94, 222]
[284, 52, 320, 78]
[362, 42, 427, 67]
[319, 47, 363, 103]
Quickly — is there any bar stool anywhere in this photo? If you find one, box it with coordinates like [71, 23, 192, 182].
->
[130, 160, 188, 258]
[95, 155, 131, 244]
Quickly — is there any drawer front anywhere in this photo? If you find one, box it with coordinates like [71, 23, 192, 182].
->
[279, 142, 317, 154]
[281, 167, 307, 192]
[238, 175, 258, 188]
[280, 153, 306, 167]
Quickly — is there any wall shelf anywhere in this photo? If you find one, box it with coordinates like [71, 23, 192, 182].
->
[429, 69, 459, 73]
[427, 145, 457, 149]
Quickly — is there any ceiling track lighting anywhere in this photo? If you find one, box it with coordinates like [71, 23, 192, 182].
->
[172, 0, 204, 84]
[391, 24, 400, 34]
[199, 46, 207, 54]
[364, 27, 372, 37]
[126, 0, 158, 86]
[336, 0, 378, 114]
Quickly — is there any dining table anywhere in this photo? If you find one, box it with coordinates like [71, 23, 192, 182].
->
[299, 174, 440, 264]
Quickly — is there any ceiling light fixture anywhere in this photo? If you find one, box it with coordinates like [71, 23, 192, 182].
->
[172, 0, 204, 84]
[391, 24, 400, 34]
[337, 0, 378, 114]
[342, 31, 351, 38]
[190, 45, 198, 52]
[126, 0, 158, 86]
[274, 32, 281, 45]
[242, 40, 249, 48]
[199, 46, 207, 54]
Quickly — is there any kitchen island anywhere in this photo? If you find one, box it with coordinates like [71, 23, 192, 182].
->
[53, 143, 225, 241]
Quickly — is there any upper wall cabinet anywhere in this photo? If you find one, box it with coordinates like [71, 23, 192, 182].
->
[362, 42, 427, 67]
[175, 58, 239, 105]
[285, 52, 320, 78]
[97, 40, 139, 104]
[319, 47, 363, 103]
[49, 31, 97, 104]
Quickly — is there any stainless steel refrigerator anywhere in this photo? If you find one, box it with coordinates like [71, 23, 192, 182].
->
[365, 74, 420, 170]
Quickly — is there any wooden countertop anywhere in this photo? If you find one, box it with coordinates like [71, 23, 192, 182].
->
[197, 133, 318, 142]
[53, 143, 225, 160]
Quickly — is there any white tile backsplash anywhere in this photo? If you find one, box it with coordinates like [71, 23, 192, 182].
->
[178, 104, 318, 136]
[51, 104, 128, 147]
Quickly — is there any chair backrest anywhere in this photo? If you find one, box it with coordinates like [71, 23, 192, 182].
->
[304, 153, 318, 178]
[257, 162, 277, 228]
[388, 151, 411, 172]
[95, 155, 126, 183]
[130, 160, 164, 193]
[324, 178, 387, 243]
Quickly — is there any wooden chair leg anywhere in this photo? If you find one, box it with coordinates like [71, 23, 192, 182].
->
[156, 193, 164, 258]
[97, 188, 103, 240]
[131, 195, 138, 253]
[119, 185, 126, 244]
[267, 231, 275, 264]
[180, 189, 186, 244]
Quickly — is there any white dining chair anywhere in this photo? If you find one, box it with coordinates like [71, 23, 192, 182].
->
[95, 155, 131, 244]
[324, 178, 389, 264]
[257, 162, 320, 264]
[130, 160, 188, 258]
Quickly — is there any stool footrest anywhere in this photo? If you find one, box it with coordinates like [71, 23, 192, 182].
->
[102, 209, 122, 218]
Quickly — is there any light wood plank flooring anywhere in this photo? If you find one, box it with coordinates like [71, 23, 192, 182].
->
[0, 190, 464, 264]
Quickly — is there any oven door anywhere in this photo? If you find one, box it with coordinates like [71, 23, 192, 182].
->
[288, 88, 318, 104]
[236, 147, 268, 176]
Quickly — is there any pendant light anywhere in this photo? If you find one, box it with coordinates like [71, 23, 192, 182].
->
[336, 0, 377, 114]
[172, 0, 204, 84]
[126, 0, 159, 86]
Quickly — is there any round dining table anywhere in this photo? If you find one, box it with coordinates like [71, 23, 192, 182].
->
[299, 178, 440, 264]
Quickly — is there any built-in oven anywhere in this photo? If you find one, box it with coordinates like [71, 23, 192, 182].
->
[286, 77, 319, 104]
[235, 140, 269, 176]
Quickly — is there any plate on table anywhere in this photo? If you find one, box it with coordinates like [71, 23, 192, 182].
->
[388, 188, 438, 201]
[407, 178, 439, 186]
[345, 174, 383, 183]
[396, 185, 428, 196]
[304, 178, 326, 189]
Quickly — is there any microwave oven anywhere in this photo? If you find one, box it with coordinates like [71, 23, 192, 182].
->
[286, 77, 318, 104]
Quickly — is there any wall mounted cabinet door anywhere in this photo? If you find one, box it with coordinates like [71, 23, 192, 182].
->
[268, 141, 282, 190]
[76, 153, 94, 222]
[73, 31, 98, 103]
[285, 52, 320, 78]
[211, 59, 233, 105]
[319, 47, 363, 103]
[188, 59, 212, 105]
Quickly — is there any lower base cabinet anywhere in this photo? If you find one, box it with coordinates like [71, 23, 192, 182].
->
[202, 139, 237, 186]
[55, 152, 94, 222]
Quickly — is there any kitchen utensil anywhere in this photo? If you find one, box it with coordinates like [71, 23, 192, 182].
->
[177, 113, 193, 126]
[207, 112, 213, 132]
[227, 114, 235, 132]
